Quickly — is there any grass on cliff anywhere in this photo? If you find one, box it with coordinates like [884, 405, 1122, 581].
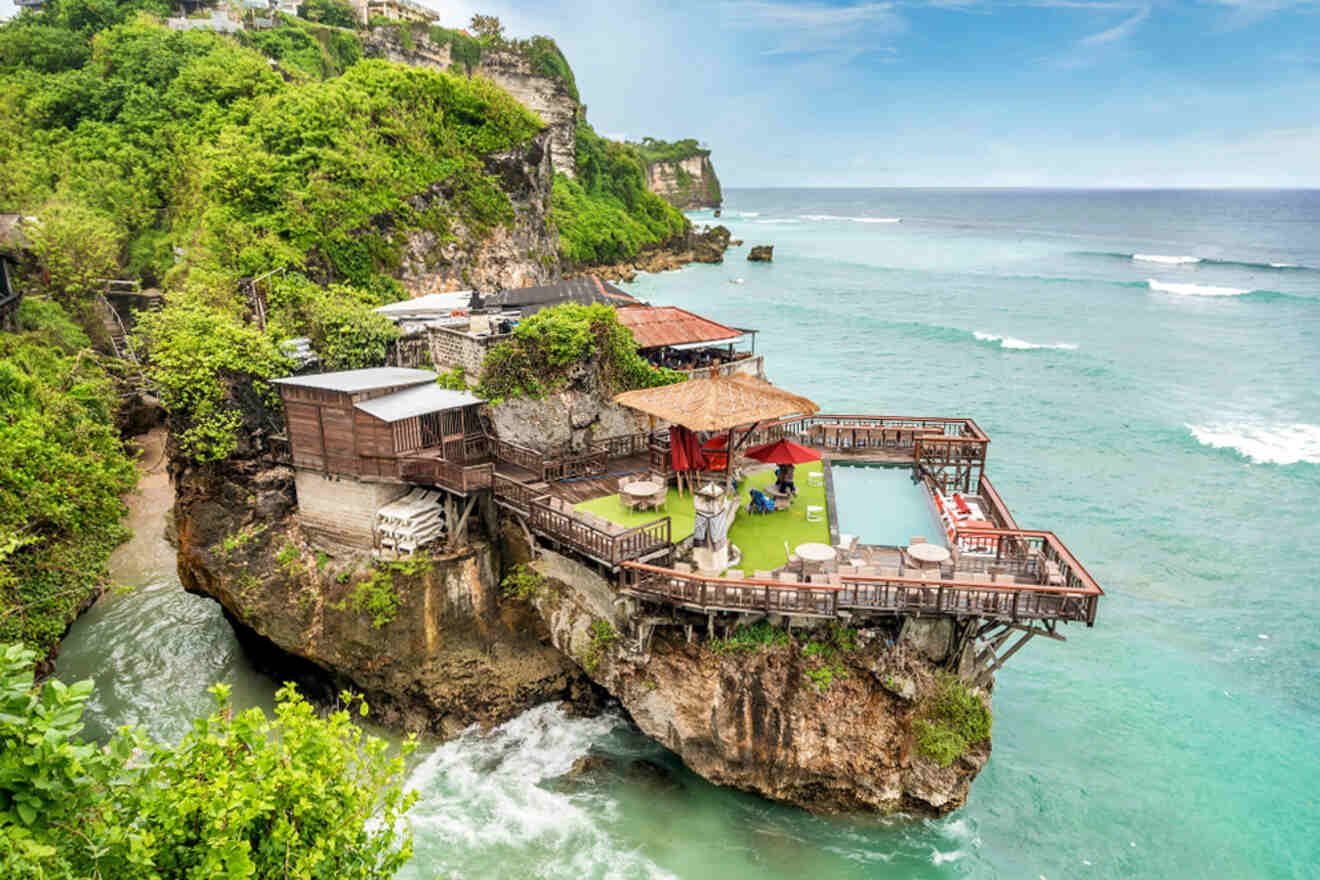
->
[914, 672, 992, 767]
[574, 461, 828, 573]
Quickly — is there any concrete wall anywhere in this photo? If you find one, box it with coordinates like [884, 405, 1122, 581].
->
[427, 326, 510, 377]
[294, 468, 407, 549]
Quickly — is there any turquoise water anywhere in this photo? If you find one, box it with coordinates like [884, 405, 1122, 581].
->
[59, 189, 1320, 877]
[830, 464, 946, 548]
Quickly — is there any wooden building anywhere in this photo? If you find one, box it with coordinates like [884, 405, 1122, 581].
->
[272, 368, 483, 480]
[614, 305, 761, 379]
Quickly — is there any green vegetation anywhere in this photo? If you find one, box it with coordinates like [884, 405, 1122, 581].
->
[577, 618, 617, 672]
[478, 302, 684, 400]
[342, 556, 431, 628]
[0, 642, 416, 879]
[436, 365, 468, 389]
[709, 620, 791, 655]
[428, 24, 483, 74]
[551, 121, 689, 264]
[800, 623, 857, 691]
[0, 298, 136, 657]
[914, 672, 992, 767]
[241, 13, 362, 80]
[632, 136, 709, 165]
[501, 562, 546, 601]
[298, 0, 358, 30]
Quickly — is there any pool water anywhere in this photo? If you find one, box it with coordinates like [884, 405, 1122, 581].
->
[830, 464, 946, 548]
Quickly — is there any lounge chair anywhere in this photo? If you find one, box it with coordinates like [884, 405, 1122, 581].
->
[726, 569, 744, 579]
[807, 471, 824, 488]
[806, 505, 824, 522]
[753, 570, 774, 580]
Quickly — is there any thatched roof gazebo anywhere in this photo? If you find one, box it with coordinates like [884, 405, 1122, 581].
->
[615, 374, 819, 490]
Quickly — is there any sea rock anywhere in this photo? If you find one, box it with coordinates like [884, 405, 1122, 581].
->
[748, 245, 774, 262]
[527, 548, 994, 817]
[566, 753, 615, 778]
[730, 239, 744, 247]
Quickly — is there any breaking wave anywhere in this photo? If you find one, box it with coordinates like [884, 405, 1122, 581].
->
[973, 331, 1078, 351]
[801, 214, 901, 223]
[398, 704, 676, 880]
[1134, 253, 1201, 265]
[1080, 251, 1315, 272]
[1148, 280, 1250, 297]
[1187, 423, 1320, 465]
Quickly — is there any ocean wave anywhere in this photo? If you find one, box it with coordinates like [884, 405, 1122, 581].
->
[1134, 253, 1201, 265]
[1148, 279, 1249, 297]
[1187, 423, 1320, 465]
[401, 704, 677, 880]
[801, 214, 901, 223]
[1080, 250, 1316, 272]
[973, 331, 1078, 351]
[752, 218, 800, 224]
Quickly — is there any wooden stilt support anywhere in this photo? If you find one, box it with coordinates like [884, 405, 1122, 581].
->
[448, 495, 478, 550]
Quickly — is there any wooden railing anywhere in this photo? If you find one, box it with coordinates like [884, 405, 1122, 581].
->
[399, 457, 495, 495]
[490, 437, 545, 477]
[620, 551, 1102, 626]
[755, 413, 990, 445]
[463, 434, 491, 462]
[492, 473, 543, 517]
[527, 500, 671, 565]
[976, 475, 1019, 530]
[267, 433, 292, 465]
[544, 449, 608, 481]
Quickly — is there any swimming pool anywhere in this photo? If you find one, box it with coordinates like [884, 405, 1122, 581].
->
[829, 464, 947, 548]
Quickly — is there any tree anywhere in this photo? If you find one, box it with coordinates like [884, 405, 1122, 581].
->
[469, 13, 504, 42]
[25, 201, 122, 305]
[0, 642, 418, 879]
[299, 0, 359, 30]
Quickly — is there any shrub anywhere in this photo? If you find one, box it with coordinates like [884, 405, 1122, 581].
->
[914, 673, 992, 766]
[577, 618, 617, 672]
[477, 302, 684, 400]
[710, 620, 791, 655]
[501, 563, 544, 600]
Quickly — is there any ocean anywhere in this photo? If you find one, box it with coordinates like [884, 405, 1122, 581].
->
[58, 189, 1320, 877]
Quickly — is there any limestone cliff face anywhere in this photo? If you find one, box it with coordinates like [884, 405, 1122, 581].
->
[524, 547, 992, 817]
[172, 458, 589, 734]
[382, 128, 560, 296]
[644, 154, 722, 210]
[362, 29, 580, 178]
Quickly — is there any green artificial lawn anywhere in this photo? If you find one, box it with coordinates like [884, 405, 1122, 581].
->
[574, 460, 830, 572]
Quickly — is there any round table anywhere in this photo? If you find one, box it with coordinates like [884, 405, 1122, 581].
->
[795, 542, 837, 564]
[907, 542, 950, 565]
[625, 480, 660, 498]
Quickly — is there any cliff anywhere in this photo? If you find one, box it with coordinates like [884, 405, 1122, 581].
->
[172, 456, 594, 734]
[520, 545, 993, 817]
[362, 27, 581, 179]
[642, 153, 723, 210]
[388, 128, 561, 295]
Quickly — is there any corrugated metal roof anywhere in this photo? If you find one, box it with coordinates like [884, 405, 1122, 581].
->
[480, 277, 643, 316]
[272, 367, 436, 393]
[354, 383, 483, 422]
[614, 305, 744, 350]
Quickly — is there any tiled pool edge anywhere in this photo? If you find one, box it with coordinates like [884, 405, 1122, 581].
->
[823, 458, 840, 547]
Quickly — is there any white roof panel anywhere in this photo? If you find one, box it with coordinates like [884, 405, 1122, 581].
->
[354, 383, 483, 422]
[272, 367, 436, 393]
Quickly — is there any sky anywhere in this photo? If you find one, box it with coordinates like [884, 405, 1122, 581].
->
[4, 0, 1319, 186]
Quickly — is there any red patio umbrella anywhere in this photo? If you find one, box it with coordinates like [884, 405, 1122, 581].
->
[701, 434, 728, 450]
[744, 438, 822, 465]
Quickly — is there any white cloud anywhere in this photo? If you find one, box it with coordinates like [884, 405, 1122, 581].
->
[1078, 5, 1149, 45]
[720, 1, 907, 56]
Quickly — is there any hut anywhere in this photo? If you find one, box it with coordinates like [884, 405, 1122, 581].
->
[271, 368, 485, 548]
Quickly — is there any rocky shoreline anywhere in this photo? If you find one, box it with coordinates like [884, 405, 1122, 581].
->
[579, 224, 735, 283]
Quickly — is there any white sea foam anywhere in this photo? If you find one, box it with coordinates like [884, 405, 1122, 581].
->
[1133, 253, 1201, 264]
[973, 331, 1078, 351]
[1186, 422, 1320, 465]
[399, 704, 676, 880]
[1147, 280, 1249, 297]
[801, 214, 901, 223]
[753, 218, 800, 224]
[1269, 262, 1297, 268]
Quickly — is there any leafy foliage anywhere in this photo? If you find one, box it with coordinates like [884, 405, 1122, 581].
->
[552, 121, 688, 264]
[0, 642, 417, 879]
[500, 562, 545, 600]
[24, 200, 122, 304]
[577, 618, 617, 672]
[477, 302, 684, 400]
[240, 14, 363, 80]
[0, 303, 135, 655]
[914, 672, 992, 766]
[298, 0, 358, 30]
[799, 624, 857, 691]
[709, 620, 791, 655]
[632, 136, 709, 165]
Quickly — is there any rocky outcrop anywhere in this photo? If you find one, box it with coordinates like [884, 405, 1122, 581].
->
[173, 457, 590, 734]
[585, 224, 733, 283]
[644, 154, 722, 209]
[385, 129, 561, 295]
[521, 546, 993, 817]
[748, 245, 773, 262]
[362, 28, 580, 178]
[487, 362, 651, 454]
